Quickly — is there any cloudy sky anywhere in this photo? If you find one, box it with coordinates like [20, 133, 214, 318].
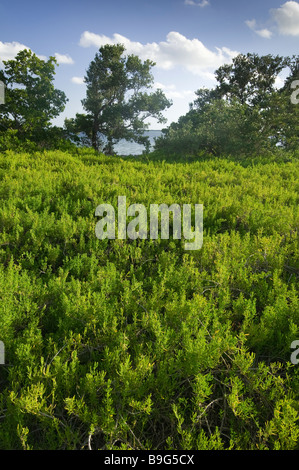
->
[1, 0, 298, 128]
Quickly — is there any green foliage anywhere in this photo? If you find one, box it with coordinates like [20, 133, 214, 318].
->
[0, 127, 79, 153]
[0, 148, 298, 450]
[155, 99, 274, 157]
[0, 49, 67, 147]
[214, 53, 289, 106]
[156, 53, 299, 158]
[65, 44, 172, 153]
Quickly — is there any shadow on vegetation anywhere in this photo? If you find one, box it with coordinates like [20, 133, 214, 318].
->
[113, 148, 299, 168]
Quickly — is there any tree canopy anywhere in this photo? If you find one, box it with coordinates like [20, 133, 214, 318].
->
[155, 53, 299, 157]
[0, 49, 67, 145]
[0, 48, 298, 158]
[65, 44, 172, 153]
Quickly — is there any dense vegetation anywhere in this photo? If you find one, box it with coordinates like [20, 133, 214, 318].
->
[0, 44, 299, 451]
[0, 148, 298, 450]
[0, 49, 68, 150]
[0, 45, 171, 154]
[65, 44, 171, 153]
[156, 53, 299, 157]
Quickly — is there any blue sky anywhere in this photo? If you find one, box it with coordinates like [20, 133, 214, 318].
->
[1, 0, 298, 128]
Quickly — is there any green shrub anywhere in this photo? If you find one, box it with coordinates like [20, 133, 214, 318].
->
[0, 148, 298, 449]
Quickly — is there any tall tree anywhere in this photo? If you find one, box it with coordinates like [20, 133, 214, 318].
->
[0, 49, 67, 142]
[214, 53, 289, 106]
[65, 44, 172, 153]
[156, 53, 299, 157]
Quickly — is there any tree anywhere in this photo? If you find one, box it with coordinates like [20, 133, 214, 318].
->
[156, 53, 299, 157]
[0, 49, 67, 144]
[260, 86, 299, 151]
[65, 44, 172, 153]
[155, 98, 269, 157]
[214, 53, 289, 106]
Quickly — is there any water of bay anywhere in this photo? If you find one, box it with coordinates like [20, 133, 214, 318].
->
[112, 130, 162, 156]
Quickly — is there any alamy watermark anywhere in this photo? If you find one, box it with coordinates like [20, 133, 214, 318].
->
[95, 196, 203, 250]
[0, 341, 4, 365]
[0, 81, 5, 105]
[290, 80, 299, 105]
[290, 340, 299, 365]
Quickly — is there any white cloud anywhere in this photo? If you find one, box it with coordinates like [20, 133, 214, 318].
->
[154, 82, 176, 91]
[0, 41, 74, 68]
[79, 31, 114, 48]
[79, 31, 238, 76]
[245, 19, 273, 38]
[255, 28, 273, 39]
[154, 82, 195, 100]
[184, 0, 209, 7]
[71, 76, 85, 85]
[54, 53, 74, 64]
[274, 75, 285, 89]
[0, 41, 29, 62]
[245, 19, 257, 30]
[271, 1, 299, 36]
[0, 41, 48, 65]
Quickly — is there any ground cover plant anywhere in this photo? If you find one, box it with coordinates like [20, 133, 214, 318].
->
[0, 148, 298, 450]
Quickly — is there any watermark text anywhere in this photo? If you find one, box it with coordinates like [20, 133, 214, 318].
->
[290, 80, 299, 105]
[290, 340, 299, 365]
[95, 196, 203, 250]
[0, 81, 5, 105]
[0, 341, 4, 365]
